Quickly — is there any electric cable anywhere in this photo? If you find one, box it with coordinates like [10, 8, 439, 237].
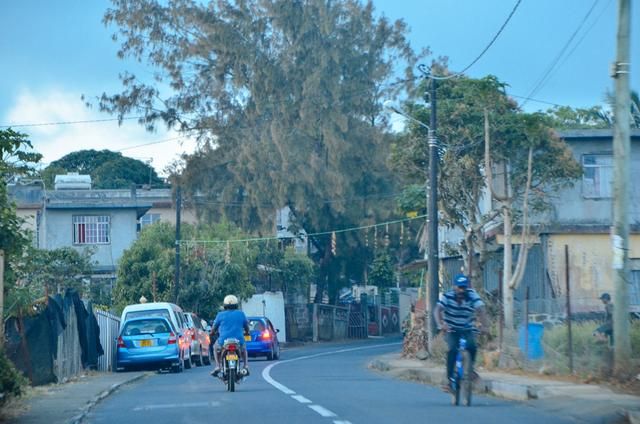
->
[520, 0, 600, 108]
[421, 0, 523, 81]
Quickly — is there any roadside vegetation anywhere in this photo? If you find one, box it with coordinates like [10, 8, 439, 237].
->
[0, 348, 28, 405]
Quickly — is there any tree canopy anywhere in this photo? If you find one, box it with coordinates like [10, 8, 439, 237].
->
[390, 75, 582, 290]
[97, 0, 426, 300]
[114, 220, 316, 318]
[42, 149, 166, 189]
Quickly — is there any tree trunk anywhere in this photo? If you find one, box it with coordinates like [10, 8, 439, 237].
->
[314, 239, 333, 303]
[502, 206, 514, 329]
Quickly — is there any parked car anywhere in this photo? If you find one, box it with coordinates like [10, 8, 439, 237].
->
[120, 302, 193, 369]
[245, 316, 280, 360]
[183, 312, 212, 366]
[115, 317, 184, 372]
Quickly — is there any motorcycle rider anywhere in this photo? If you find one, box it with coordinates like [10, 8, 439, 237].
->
[210, 294, 250, 377]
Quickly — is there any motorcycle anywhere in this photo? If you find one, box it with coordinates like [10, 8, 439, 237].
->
[217, 338, 248, 392]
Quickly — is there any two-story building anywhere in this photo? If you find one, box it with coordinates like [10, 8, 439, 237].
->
[536, 129, 640, 312]
[483, 129, 640, 314]
[8, 174, 198, 291]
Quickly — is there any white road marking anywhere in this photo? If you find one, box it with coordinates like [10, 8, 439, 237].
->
[133, 401, 221, 411]
[292, 395, 312, 403]
[262, 342, 400, 424]
[261, 369, 296, 395]
[308, 405, 337, 417]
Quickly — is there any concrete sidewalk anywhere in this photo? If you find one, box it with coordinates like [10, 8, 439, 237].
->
[1, 371, 148, 424]
[370, 353, 640, 423]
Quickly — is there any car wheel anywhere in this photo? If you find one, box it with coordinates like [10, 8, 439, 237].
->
[274, 343, 280, 360]
[194, 348, 203, 367]
[266, 346, 274, 361]
[184, 349, 192, 369]
[171, 356, 183, 373]
[203, 348, 211, 366]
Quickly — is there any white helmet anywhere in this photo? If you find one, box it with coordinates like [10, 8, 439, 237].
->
[223, 294, 239, 306]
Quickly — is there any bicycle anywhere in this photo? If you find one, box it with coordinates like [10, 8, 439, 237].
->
[451, 336, 473, 406]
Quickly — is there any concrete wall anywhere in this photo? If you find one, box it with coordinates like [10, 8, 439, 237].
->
[546, 233, 640, 312]
[242, 292, 287, 342]
[43, 208, 140, 270]
[541, 138, 640, 225]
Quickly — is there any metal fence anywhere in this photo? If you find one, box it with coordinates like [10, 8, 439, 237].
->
[95, 310, 120, 372]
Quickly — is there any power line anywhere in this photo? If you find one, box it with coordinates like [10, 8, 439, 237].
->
[115, 136, 186, 152]
[424, 0, 523, 81]
[179, 214, 426, 245]
[191, 191, 403, 209]
[0, 116, 143, 128]
[520, 0, 600, 107]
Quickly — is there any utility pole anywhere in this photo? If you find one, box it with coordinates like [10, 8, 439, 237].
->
[174, 185, 182, 304]
[0, 250, 4, 349]
[611, 0, 631, 374]
[427, 75, 439, 343]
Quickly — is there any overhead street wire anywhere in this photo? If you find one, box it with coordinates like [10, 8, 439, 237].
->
[179, 214, 426, 245]
[422, 0, 523, 81]
[0, 116, 143, 128]
[520, 0, 600, 107]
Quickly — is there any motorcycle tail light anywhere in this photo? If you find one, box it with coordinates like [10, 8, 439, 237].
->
[227, 344, 237, 352]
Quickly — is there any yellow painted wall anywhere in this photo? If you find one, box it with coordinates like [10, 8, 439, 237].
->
[546, 234, 640, 312]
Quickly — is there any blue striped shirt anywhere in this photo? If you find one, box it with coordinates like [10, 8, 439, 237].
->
[437, 289, 484, 331]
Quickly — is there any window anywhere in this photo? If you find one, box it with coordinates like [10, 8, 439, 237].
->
[582, 154, 613, 198]
[140, 213, 161, 228]
[73, 215, 110, 244]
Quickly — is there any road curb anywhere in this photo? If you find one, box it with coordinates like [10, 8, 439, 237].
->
[69, 373, 148, 424]
[370, 358, 534, 401]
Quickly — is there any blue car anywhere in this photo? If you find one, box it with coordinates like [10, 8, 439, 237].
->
[116, 317, 184, 373]
[245, 317, 281, 360]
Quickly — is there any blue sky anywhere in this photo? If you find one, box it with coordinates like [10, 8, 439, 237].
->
[1, 0, 637, 175]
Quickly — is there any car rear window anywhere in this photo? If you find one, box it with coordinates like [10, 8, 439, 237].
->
[191, 315, 203, 329]
[125, 310, 175, 330]
[123, 319, 171, 336]
[249, 320, 266, 332]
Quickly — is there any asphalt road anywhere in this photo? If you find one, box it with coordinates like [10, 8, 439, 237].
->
[85, 338, 578, 424]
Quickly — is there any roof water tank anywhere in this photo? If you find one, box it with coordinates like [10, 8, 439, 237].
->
[54, 173, 92, 190]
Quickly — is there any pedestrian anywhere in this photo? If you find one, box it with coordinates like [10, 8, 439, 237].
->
[593, 292, 613, 346]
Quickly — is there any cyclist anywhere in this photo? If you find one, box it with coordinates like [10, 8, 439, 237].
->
[433, 274, 489, 392]
[210, 294, 250, 377]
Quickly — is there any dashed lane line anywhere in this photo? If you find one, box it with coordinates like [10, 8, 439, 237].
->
[308, 405, 337, 417]
[133, 401, 222, 411]
[292, 395, 312, 404]
[262, 342, 401, 423]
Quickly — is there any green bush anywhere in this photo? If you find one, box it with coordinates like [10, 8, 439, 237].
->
[0, 349, 27, 404]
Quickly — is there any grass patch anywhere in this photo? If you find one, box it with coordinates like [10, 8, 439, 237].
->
[541, 320, 640, 378]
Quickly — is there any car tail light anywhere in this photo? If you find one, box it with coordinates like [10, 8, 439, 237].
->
[168, 332, 177, 344]
[117, 336, 125, 348]
[261, 330, 272, 341]
[191, 331, 196, 341]
[227, 344, 237, 352]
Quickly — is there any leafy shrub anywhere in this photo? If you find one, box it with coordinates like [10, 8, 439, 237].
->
[0, 349, 27, 404]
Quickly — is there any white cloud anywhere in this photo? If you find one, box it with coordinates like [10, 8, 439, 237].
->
[4, 88, 198, 176]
